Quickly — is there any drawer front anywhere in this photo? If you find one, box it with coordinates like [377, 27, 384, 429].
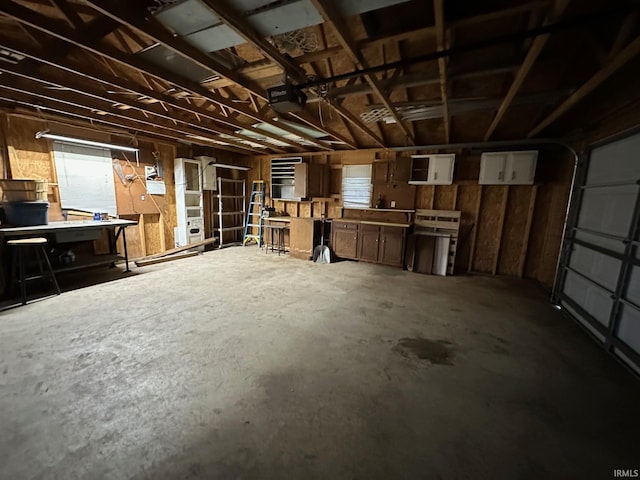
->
[333, 221, 358, 231]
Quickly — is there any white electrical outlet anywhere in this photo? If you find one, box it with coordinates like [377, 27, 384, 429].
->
[390, 200, 396, 208]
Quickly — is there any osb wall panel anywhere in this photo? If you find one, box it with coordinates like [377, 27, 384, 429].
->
[157, 143, 177, 249]
[143, 214, 163, 255]
[498, 186, 533, 277]
[454, 184, 481, 270]
[472, 186, 505, 273]
[4, 116, 62, 220]
[416, 185, 435, 209]
[247, 149, 574, 289]
[434, 185, 458, 210]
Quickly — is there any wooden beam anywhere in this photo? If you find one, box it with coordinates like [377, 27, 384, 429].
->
[309, 0, 415, 145]
[434, 0, 450, 143]
[135, 251, 200, 267]
[49, 0, 83, 28]
[0, 87, 255, 155]
[0, 71, 270, 154]
[0, 1, 336, 151]
[198, 0, 308, 82]
[528, 34, 640, 137]
[609, 11, 639, 57]
[483, 0, 569, 141]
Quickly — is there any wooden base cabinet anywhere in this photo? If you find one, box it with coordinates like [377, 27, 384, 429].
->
[332, 221, 358, 259]
[332, 220, 406, 267]
[378, 227, 405, 266]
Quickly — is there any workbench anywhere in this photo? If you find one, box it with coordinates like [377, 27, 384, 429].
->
[0, 219, 137, 273]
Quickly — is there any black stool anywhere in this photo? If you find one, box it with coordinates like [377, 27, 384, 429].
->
[8, 237, 61, 305]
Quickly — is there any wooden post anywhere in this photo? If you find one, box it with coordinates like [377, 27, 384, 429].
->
[158, 212, 167, 252]
[429, 185, 435, 209]
[467, 185, 483, 272]
[518, 185, 538, 278]
[452, 184, 459, 210]
[492, 186, 510, 275]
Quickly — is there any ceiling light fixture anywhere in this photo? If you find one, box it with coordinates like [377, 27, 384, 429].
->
[35, 130, 139, 152]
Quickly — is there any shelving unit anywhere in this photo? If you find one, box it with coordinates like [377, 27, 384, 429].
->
[174, 158, 205, 248]
[271, 157, 302, 200]
[214, 177, 246, 248]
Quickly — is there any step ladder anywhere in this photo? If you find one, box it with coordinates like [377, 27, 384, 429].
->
[243, 180, 265, 246]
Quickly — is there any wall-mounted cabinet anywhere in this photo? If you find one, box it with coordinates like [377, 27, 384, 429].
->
[294, 163, 330, 198]
[372, 158, 411, 183]
[479, 151, 537, 185]
[271, 157, 302, 200]
[409, 154, 455, 185]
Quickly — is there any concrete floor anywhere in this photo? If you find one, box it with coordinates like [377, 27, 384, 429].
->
[1, 247, 639, 479]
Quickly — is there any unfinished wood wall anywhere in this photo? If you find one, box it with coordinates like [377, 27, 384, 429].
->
[0, 114, 179, 257]
[248, 148, 573, 290]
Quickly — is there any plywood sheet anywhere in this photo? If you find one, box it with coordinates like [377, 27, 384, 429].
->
[143, 213, 163, 256]
[454, 184, 481, 270]
[473, 186, 505, 273]
[415, 185, 435, 209]
[434, 185, 457, 210]
[498, 186, 533, 276]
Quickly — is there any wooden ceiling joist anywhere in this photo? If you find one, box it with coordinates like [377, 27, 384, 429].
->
[0, 74, 268, 154]
[528, 34, 640, 137]
[434, 0, 450, 143]
[85, 0, 355, 148]
[0, 0, 336, 151]
[0, 89, 256, 155]
[0, 38, 303, 152]
[483, 0, 570, 141]
[309, 0, 415, 145]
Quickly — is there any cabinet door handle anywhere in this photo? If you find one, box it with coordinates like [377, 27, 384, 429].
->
[434, 171, 438, 180]
[498, 171, 504, 181]
[512, 171, 516, 180]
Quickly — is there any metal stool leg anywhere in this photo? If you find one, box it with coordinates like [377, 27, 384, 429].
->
[40, 245, 61, 295]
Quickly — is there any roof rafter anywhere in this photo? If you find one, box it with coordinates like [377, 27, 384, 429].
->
[483, 0, 570, 141]
[0, 73, 268, 154]
[0, 37, 304, 151]
[528, 34, 640, 137]
[434, 0, 450, 143]
[82, 0, 355, 149]
[309, 0, 415, 145]
[0, 0, 335, 150]
[0, 88, 255, 155]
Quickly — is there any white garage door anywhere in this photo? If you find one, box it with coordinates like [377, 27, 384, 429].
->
[555, 132, 640, 375]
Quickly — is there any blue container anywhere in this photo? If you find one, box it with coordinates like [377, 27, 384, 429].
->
[2, 201, 49, 226]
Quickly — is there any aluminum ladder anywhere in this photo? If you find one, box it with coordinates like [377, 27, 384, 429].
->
[243, 180, 265, 246]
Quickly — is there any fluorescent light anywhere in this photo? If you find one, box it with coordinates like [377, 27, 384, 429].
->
[35, 130, 139, 152]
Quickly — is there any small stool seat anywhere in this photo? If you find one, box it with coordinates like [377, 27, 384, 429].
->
[7, 237, 48, 245]
[8, 236, 61, 305]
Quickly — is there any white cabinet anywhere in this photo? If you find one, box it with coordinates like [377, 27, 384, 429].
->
[174, 158, 205, 248]
[479, 151, 537, 185]
[409, 154, 455, 185]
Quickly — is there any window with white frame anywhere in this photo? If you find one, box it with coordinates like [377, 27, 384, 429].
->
[342, 164, 372, 208]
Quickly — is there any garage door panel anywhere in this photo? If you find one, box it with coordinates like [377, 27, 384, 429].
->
[577, 185, 638, 237]
[570, 244, 622, 290]
[557, 131, 640, 376]
[587, 134, 640, 185]
[616, 303, 640, 355]
[563, 270, 613, 327]
[624, 267, 640, 305]
[574, 230, 626, 254]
